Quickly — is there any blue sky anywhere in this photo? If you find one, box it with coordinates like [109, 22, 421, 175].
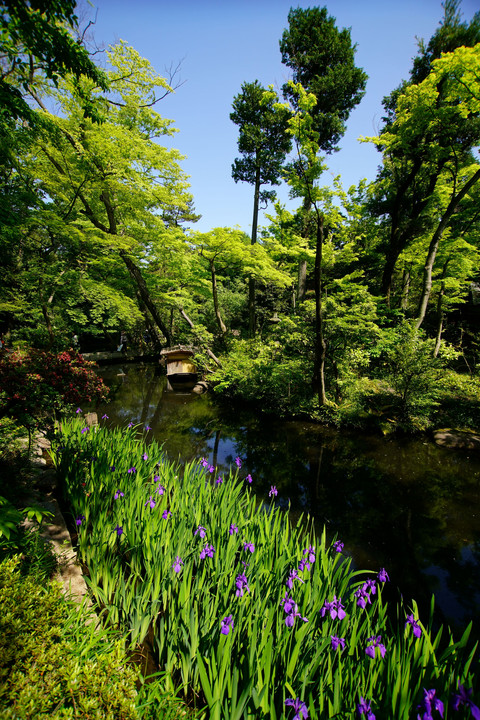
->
[87, 0, 479, 233]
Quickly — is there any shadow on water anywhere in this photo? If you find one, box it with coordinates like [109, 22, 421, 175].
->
[91, 363, 480, 639]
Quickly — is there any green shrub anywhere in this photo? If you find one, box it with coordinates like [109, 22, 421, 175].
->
[0, 556, 141, 719]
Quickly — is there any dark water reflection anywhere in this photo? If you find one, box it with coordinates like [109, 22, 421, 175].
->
[91, 363, 480, 637]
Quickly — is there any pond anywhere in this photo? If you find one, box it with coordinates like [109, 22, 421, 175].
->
[90, 362, 480, 639]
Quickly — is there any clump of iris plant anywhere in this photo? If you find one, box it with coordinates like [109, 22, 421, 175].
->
[285, 696, 308, 719]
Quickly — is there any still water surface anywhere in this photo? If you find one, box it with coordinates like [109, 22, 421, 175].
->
[91, 363, 480, 637]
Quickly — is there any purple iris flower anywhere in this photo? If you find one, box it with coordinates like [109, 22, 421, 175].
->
[127, 466, 136, 474]
[417, 688, 444, 720]
[76, 408, 82, 414]
[333, 540, 344, 553]
[285, 697, 309, 720]
[286, 569, 304, 590]
[365, 635, 386, 659]
[281, 592, 308, 627]
[208, 465, 215, 473]
[162, 509, 171, 519]
[331, 635, 346, 652]
[451, 683, 480, 719]
[406, 614, 422, 639]
[114, 490, 124, 500]
[81, 427, 88, 434]
[229, 523, 238, 535]
[102, 414, 109, 419]
[245, 474, 252, 484]
[199, 544, 215, 560]
[110, 465, 116, 471]
[243, 541, 255, 553]
[115, 524, 123, 536]
[354, 580, 376, 608]
[357, 697, 376, 719]
[155, 484, 165, 495]
[377, 568, 390, 583]
[299, 545, 315, 571]
[216, 475, 223, 485]
[172, 556, 183, 573]
[145, 496, 156, 510]
[144, 425, 151, 431]
[320, 596, 346, 621]
[235, 573, 250, 597]
[221, 615, 234, 635]
[235, 456, 242, 468]
[269, 485, 278, 497]
[194, 525, 207, 538]
[128, 422, 134, 428]
[142, 453, 148, 461]
[200, 457, 209, 468]
[75, 514, 85, 526]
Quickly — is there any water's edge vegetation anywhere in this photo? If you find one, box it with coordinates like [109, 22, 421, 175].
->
[50, 415, 479, 719]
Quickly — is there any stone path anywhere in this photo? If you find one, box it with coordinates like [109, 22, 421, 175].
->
[22, 434, 89, 604]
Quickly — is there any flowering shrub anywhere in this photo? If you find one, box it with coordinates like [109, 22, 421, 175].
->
[0, 348, 108, 433]
[52, 417, 479, 720]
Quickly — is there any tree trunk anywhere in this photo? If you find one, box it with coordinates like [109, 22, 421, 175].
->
[297, 260, 307, 303]
[312, 214, 327, 406]
[248, 166, 261, 338]
[433, 282, 445, 358]
[416, 168, 480, 329]
[401, 268, 410, 311]
[210, 260, 227, 337]
[119, 249, 171, 345]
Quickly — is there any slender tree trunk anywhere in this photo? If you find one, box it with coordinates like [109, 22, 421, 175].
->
[401, 268, 411, 311]
[312, 214, 327, 406]
[297, 197, 311, 303]
[416, 168, 480, 329]
[210, 260, 227, 337]
[433, 282, 445, 358]
[119, 249, 171, 345]
[248, 167, 261, 338]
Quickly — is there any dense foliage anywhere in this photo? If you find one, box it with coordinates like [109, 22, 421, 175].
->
[1, 1, 478, 429]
